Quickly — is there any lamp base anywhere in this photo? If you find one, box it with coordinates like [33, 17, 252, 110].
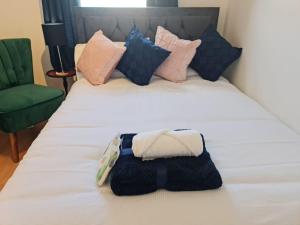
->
[55, 71, 69, 76]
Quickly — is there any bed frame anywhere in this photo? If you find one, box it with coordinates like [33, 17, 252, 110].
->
[73, 7, 219, 43]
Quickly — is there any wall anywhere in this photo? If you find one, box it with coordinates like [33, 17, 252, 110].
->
[0, 0, 48, 85]
[179, 0, 228, 33]
[224, 0, 300, 133]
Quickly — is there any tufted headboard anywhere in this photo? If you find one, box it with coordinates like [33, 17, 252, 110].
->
[73, 7, 219, 43]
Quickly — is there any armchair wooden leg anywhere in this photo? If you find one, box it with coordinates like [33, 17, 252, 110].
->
[8, 133, 19, 163]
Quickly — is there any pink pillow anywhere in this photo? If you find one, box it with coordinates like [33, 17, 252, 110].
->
[77, 31, 126, 85]
[155, 26, 201, 82]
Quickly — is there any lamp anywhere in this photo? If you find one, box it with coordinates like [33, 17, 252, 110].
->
[42, 23, 68, 76]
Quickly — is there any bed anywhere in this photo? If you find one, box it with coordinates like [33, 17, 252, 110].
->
[1, 7, 300, 225]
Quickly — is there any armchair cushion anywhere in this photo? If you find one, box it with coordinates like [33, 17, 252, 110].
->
[0, 39, 33, 90]
[0, 84, 64, 133]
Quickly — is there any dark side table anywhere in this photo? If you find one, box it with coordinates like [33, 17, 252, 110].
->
[46, 69, 76, 94]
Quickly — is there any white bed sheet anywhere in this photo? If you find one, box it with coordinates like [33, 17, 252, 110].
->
[1, 76, 300, 225]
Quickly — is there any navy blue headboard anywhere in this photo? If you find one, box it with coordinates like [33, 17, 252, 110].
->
[73, 7, 219, 43]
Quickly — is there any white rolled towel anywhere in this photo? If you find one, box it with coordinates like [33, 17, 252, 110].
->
[132, 129, 203, 160]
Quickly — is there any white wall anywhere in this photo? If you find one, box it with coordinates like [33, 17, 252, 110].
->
[179, 0, 228, 33]
[0, 0, 47, 85]
[224, 0, 300, 133]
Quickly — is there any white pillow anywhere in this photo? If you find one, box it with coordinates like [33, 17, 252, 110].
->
[187, 67, 200, 77]
[74, 43, 126, 80]
[75, 44, 86, 66]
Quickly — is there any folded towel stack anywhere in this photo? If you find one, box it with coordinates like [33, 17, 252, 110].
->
[110, 131, 222, 196]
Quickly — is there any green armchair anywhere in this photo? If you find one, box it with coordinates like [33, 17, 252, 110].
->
[0, 38, 64, 162]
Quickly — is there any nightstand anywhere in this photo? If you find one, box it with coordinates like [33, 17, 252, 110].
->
[46, 69, 76, 94]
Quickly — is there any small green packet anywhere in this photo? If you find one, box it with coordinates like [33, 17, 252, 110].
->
[96, 134, 121, 186]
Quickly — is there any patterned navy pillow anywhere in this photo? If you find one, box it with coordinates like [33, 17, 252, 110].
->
[117, 30, 170, 86]
[190, 26, 242, 81]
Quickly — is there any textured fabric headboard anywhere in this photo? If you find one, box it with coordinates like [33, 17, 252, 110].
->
[73, 7, 219, 43]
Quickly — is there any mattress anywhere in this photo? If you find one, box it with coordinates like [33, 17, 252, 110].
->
[1, 76, 300, 225]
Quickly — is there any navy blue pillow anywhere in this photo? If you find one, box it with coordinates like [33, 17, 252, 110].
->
[124, 26, 142, 47]
[190, 26, 242, 81]
[117, 29, 170, 86]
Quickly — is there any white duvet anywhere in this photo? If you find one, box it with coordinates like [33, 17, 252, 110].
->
[1, 76, 300, 225]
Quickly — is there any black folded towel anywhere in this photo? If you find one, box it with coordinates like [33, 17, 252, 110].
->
[110, 133, 222, 196]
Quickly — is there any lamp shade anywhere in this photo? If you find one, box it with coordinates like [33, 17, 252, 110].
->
[42, 23, 68, 46]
